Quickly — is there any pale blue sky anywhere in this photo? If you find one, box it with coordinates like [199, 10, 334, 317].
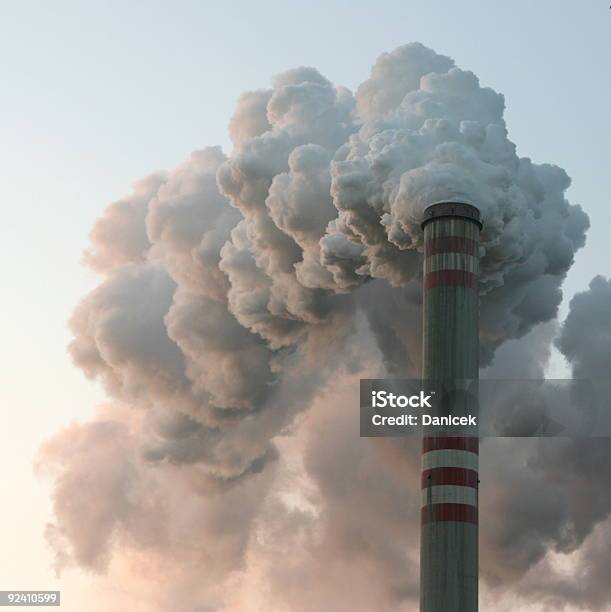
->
[0, 1, 609, 608]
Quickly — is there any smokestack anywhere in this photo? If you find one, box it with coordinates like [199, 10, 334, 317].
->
[420, 202, 481, 612]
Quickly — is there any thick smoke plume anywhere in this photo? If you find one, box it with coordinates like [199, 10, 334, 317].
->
[39, 43, 609, 611]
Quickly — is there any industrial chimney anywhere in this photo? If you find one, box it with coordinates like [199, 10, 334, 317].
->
[419, 202, 481, 612]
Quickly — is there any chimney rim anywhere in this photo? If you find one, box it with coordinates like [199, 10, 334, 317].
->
[420, 200, 483, 230]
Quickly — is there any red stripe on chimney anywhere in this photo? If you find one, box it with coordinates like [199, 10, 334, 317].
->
[421, 503, 478, 525]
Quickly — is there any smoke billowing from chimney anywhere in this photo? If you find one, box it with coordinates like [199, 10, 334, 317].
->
[37, 43, 611, 611]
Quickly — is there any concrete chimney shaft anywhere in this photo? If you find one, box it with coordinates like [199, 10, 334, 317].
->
[419, 202, 481, 612]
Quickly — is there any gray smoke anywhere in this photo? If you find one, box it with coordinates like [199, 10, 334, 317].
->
[478, 277, 611, 610]
[38, 42, 605, 611]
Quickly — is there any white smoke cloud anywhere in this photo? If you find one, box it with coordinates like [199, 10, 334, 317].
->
[38, 42, 605, 611]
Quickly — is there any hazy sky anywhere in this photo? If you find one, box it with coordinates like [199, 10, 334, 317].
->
[1, 1, 609, 609]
